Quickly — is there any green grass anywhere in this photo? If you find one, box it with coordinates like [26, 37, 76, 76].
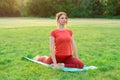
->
[0, 18, 120, 80]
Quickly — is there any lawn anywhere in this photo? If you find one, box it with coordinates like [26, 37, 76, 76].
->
[0, 18, 120, 80]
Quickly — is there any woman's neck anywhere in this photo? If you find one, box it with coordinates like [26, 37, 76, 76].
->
[58, 24, 65, 30]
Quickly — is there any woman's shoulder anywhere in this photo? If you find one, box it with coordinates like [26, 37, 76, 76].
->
[50, 29, 58, 36]
[66, 29, 73, 36]
[66, 29, 72, 32]
[50, 29, 58, 33]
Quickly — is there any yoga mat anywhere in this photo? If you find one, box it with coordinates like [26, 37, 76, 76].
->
[23, 57, 97, 72]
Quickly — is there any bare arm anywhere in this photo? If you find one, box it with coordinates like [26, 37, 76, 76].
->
[71, 36, 79, 59]
[50, 36, 65, 68]
[50, 36, 57, 65]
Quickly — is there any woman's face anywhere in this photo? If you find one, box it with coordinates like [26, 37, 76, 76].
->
[58, 14, 67, 25]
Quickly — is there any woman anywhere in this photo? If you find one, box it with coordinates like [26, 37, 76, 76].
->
[34, 12, 84, 69]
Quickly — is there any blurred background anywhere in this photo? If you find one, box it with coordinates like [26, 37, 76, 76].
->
[0, 0, 120, 18]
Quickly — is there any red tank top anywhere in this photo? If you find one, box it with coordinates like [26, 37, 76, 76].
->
[50, 29, 72, 58]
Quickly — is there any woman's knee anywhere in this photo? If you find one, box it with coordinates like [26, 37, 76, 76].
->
[77, 61, 84, 68]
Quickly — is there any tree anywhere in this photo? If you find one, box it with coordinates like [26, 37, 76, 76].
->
[0, 0, 20, 16]
[105, 0, 120, 16]
[26, 0, 54, 17]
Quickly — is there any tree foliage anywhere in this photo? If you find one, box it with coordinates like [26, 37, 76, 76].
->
[0, 0, 20, 17]
[0, 0, 120, 17]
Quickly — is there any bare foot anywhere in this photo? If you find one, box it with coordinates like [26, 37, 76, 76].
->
[51, 63, 64, 69]
[33, 55, 41, 60]
[58, 63, 64, 68]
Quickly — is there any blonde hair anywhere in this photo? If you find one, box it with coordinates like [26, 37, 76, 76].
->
[56, 12, 68, 24]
